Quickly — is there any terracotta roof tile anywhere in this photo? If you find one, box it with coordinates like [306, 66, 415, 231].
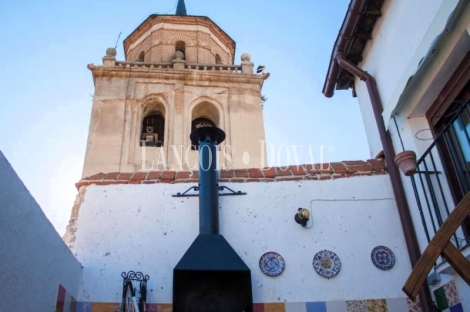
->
[130, 172, 148, 181]
[76, 160, 387, 189]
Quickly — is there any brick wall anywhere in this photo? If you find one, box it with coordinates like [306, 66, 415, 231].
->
[127, 26, 232, 64]
[76, 160, 386, 189]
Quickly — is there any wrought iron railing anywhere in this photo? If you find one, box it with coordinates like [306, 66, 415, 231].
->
[120, 271, 149, 312]
[114, 61, 243, 73]
[116, 61, 173, 69]
[410, 103, 470, 253]
[185, 63, 242, 73]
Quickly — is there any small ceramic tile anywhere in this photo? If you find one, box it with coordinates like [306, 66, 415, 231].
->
[75, 302, 91, 312]
[157, 303, 173, 312]
[366, 299, 388, 312]
[346, 300, 367, 312]
[145, 303, 158, 312]
[386, 298, 408, 312]
[444, 280, 460, 307]
[325, 301, 347, 312]
[264, 302, 286, 312]
[253, 303, 265, 312]
[91, 302, 120, 312]
[450, 303, 463, 312]
[434, 286, 449, 310]
[306, 301, 327, 312]
[406, 297, 421, 312]
[285, 302, 307, 312]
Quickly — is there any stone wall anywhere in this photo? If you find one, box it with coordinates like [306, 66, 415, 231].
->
[83, 61, 266, 177]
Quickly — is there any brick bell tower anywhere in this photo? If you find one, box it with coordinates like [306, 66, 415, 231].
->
[82, 0, 269, 177]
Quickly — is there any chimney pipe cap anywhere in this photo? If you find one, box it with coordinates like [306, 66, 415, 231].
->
[190, 126, 226, 145]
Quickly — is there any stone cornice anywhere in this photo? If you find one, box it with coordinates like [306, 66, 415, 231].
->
[88, 64, 266, 86]
[123, 15, 236, 63]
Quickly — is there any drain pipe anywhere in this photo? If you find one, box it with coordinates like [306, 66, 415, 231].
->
[322, 1, 432, 310]
[334, 54, 433, 311]
[335, 52, 422, 263]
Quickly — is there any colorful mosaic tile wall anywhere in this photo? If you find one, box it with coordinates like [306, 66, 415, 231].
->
[56, 280, 465, 312]
[252, 299, 408, 312]
[433, 280, 463, 312]
[57, 298, 413, 312]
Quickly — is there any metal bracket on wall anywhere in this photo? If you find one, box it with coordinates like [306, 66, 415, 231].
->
[172, 185, 247, 197]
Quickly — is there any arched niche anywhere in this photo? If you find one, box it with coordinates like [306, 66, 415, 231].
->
[141, 101, 166, 147]
[190, 101, 220, 149]
[175, 41, 186, 59]
[191, 101, 220, 126]
[215, 54, 222, 64]
[138, 51, 145, 62]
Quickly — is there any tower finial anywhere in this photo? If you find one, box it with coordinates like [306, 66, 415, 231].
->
[175, 0, 187, 16]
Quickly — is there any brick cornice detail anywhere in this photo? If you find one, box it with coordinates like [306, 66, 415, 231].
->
[76, 160, 387, 189]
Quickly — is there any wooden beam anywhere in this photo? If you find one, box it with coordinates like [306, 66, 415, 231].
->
[441, 242, 470, 285]
[403, 193, 470, 299]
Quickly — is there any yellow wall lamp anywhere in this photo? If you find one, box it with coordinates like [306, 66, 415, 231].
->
[294, 208, 311, 227]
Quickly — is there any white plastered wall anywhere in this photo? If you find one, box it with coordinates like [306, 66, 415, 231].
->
[354, 0, 459, 157]
[380, 2, 470, 253]
[352, 0, 470, 306]
[69, 174, 410, 304]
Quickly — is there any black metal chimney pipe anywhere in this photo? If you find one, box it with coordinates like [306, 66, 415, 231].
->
[174, 126, 253, 312]
[190, 126, 226, 235]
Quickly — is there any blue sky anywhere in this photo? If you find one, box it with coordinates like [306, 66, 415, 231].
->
[0, 0, 369, 235]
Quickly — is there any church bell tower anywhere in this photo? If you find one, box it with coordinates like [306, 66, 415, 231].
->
[83, 0, 269, 177]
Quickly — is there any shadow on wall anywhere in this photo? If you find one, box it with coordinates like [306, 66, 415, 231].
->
[0, 151, 82, 312]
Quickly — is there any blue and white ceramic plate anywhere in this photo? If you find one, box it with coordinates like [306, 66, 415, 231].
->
[259, 252, 285, 277]
[313, 250, 341, 279]
[371, 245, 396, 270]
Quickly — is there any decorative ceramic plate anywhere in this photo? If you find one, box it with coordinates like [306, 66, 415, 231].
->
[259, 252, 285, 277]
[371, 245, 396, 270]
[312, 250, 341, 279]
